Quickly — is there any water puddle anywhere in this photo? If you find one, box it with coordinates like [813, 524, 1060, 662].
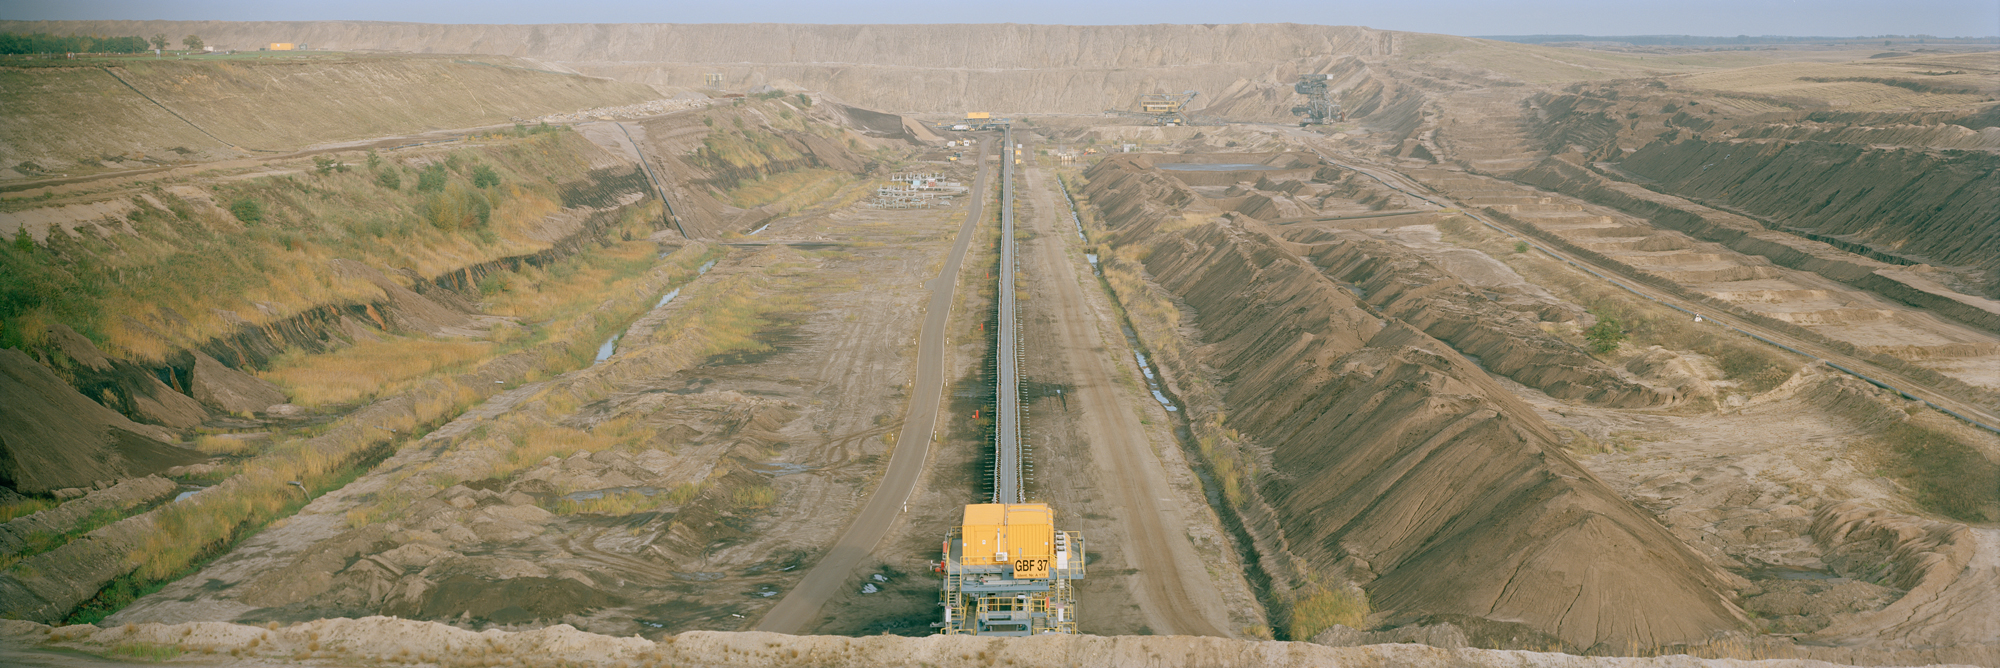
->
[1058, 178, 1088, 240]
[592, 257, 719, 365]
[594, 333, 622, 363]
[1058, 176, 1282, 635]
[173, 486, 207, 503]
[749, 223, 770, 235]
[1126, 332, 1178, 412]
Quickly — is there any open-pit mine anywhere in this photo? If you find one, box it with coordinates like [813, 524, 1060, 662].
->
[0, 20, 1995, 668]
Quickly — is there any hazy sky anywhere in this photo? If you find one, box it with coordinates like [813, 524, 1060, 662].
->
[4, 0, 1997, 38]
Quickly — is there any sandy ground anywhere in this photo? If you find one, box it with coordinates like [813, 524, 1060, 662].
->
[104, 162, 982, 638]
[1012, 142, 1263, 637]
[754, 138, 991, 634]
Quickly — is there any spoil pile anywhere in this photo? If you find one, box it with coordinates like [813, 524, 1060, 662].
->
[1083, 157, 1747, 650]
[0, 348, 203, 494]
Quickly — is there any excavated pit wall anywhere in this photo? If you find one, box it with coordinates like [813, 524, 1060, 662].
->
[1283, 226, 1673, 408]
[3, 21, 1430, 131]
[1475, 163, 2000, 412]
[1613, 139, 2000, 300]
[1079, 157, 1747, 651]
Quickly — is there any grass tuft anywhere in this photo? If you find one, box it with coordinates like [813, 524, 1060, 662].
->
[1288, 585, 1370, 642]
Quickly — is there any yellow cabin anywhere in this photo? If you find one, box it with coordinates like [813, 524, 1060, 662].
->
[957, 503, 1055, 577]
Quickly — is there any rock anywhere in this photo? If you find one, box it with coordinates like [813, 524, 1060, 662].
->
[51, 488, 87, 500]
[264, 403, 303, 417]
[189, 352, 287, 414]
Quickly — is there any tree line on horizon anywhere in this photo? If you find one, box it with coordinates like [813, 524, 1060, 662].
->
[0, 32, 154, 55]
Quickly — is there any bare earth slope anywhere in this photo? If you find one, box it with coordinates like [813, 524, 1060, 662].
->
[0, 54, 656, 169]
[1082, 157, 1747, 650]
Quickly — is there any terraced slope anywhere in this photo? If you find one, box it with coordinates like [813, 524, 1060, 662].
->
[1, 54, 656, 170]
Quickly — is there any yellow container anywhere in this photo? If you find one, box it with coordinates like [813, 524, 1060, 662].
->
[958, 503, 1055, 577]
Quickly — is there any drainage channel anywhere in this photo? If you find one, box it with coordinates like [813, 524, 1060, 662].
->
[1058, 173, 1287, 637]
[594, 258, 720, 364]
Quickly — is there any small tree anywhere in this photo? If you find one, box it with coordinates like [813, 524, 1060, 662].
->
[415, 164, 447, 192]
[1584, 313, 1627, 354]
[375, 169, 402, 190]
[471, 165, 500, 188]
[795, 93, 811, 107]
[150, 34, 169, 51]
[12, 228, 33, 253]
[229, 198, 264, 224]
[365, 150, 382, 170]
[182, 35, 204, 52]
[312, 156, 348, 175]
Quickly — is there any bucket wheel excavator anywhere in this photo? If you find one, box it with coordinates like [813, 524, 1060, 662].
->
[1292, 74, 1345, 126]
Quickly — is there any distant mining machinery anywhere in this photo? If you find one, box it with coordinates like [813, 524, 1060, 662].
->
[1107, 90, 1200, 126]
[937, 125, 1086, 636]
[1291, 73, 1345, 126]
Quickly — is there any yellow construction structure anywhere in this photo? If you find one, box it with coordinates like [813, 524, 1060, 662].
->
[268, 43, 295, 51]
[937, 503, 1084, 635]
[966, 112, 992, 120]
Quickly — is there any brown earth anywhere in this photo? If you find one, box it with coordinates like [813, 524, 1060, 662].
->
[1080, 156, 1747, 650]
[0, 348, 203, 494]
[0, 617, 1944, 668]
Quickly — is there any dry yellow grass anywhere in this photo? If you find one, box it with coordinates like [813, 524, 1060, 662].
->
[259, 337, 495, 407]
[1288, 585, 1370, 641]
[0, 498, 57, 522]
[727, 168, 850, 211]
[192, 434, 266, 457]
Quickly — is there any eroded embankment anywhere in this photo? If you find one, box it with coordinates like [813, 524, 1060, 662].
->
[1283, 226, 1672, 408]
[1510, 157, 2000, 337]
[1613, 139, 1998, 296]
[1078, 157, 1747, 651]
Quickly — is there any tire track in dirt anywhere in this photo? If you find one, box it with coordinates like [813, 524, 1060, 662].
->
[1018, 150, 1235, 638]
[753, 138, 993, 634]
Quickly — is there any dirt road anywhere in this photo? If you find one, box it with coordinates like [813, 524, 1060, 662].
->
[754, 138, 993, 634]
[1018, 156, 1238, 638]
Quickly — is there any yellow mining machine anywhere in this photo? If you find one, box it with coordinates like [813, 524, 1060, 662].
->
[1107, 91, 1200, 126]
[936, 503, 1085, 635]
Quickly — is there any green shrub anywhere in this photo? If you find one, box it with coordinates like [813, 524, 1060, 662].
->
[1584, 312, 1626, 354]
[471, 164, 501, 188]
[375, 169, 401, 190]
[415, 164, 447, 192]
[795, 93, 812, 107]
[228, 198, 263, 224]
